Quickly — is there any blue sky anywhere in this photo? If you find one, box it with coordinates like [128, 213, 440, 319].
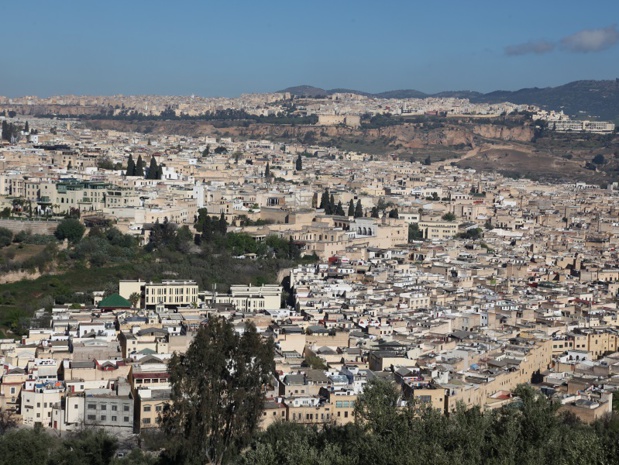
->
[2, 0, 619, 97]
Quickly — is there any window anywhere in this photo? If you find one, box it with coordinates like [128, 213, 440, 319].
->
[88, 403, 96, 410]
[101, 415, 106, 421]
[111, 405, 118, 411]
[37, 403, 40, 408]
[9, 388, 15, 395]
[100, 404, 106, 411]
[124, 417, 130, 423]
[124, 405, 130, 412]
[344, 411, 349, 418]
[74, 405, 78, 409]
[155, 405, 162, 412]
[112, 416, 117, 422]
[143, 418, 151, 424]
[87, 415, 96, 420]
[144, 405, 151, 412]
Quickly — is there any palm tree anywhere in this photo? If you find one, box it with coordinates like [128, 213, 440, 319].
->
[129, 292, 141, 309]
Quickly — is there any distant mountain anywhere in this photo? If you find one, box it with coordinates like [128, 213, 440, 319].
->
[277, 85, 328, 98]
[375, 89, 428, 99]
[471, 80, 619, 121]
[327, 88, 375, 97]
[432, 90, 484, 99]
[278, 79, 619, 121]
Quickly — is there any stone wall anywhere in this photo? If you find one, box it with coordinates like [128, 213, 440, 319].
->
[0, 219, 59, 235]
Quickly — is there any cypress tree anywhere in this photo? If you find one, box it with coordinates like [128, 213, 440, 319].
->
[126, 155, 136, 176]
[265, 162, 270, 178]
[218, 212, 227, 235]
[329, 194, 335, 214]
[148, 157, 158, 179]
[135, 155, 144, 177]
[24, 121, 29, 133]
[335, 201, 345, 216]
[295, 154, 303, 171]
[348, 200, 355, 217]
[355, 200, 363, 218]
[319, 189, 330, 210]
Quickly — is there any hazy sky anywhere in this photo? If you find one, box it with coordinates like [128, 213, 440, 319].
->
[3, 0, 619, 97]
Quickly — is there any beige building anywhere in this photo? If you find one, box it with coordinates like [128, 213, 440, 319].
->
[119, 280, 199, 308]
[418, 221, 459, 240]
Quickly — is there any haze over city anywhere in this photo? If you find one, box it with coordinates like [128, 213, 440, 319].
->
[3, 0, 619, 97]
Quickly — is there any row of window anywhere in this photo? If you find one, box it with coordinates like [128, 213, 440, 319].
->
[86, 415, 130, 423]
[87, 403, 130, 411]
[143, 405, 163, 412]
[146, 287, 197, 295]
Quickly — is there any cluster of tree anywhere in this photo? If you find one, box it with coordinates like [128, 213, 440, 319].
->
[125, 154, 145, 176]
[97, 157, 123, 171]
[0, 228, 13, 248]
[239, 381, 619, 465]
[71, 226, 140, 267]
[441, 212, 456, 222]
[54, 218, 86, 244]
[0, 424, 155, 465]
[1, 120, 20, 143]
[74, 108, 319, 125]
[319, 190, 363, 217]
[408, 223, 424, 241]
[456, 227, 483, 240]
[15, 351, 614, 465]
[194, 209, 228, 243]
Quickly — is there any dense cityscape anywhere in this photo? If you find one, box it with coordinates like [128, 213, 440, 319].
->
[3, 1, 619, 464]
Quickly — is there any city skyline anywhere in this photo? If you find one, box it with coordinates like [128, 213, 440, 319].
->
[2, 0, 619, 98]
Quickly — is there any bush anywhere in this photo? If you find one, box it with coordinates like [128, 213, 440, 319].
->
[54, 219, 85, 244]
[0, 227, 13, 248]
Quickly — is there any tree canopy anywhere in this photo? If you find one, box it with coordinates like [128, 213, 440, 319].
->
[54, 219, 85, 244]
[160, 318, 274, 465]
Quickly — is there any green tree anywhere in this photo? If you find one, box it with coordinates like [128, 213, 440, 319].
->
[49, 428, 118, 465]
[0, 428, 54, 465]
[129, 292, 141, 308]
[347, 200, 355, 217]
[319, 189, 330, 211]
[202, 145, 210, 157]
[335, 201, 345, 216]
[388, 208, 399, 219]
[441, 212, 456, 222]
[354, 377, 402, 435]
[135, 155, 144, 176]
[264, 162, 271, 179]
[126, 154, 136, 176]
[0, 227, 13, 248]
[354, 200, 363, 218]
[147, 157, 159, 179]
[160, 318, 275, 465]
[592, 154, 606, 165]
[295, 153, 303, 171]
[54, 219, 85, 244]
[408, 223, 423, 241]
